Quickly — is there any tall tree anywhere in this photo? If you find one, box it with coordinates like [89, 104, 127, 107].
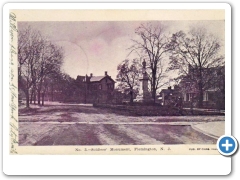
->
[18, 27, 43, 107]
[18, 27, 64, 107]
[129, 23, 170, 102]
[167, 28, 224, 107]
[116, 59, 140, 103]
[35, 41, 64, 105]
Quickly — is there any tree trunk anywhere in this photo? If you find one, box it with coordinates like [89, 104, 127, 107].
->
[198, 72, 204, 108]
[30, 89, 34, 104]
[151, 68, 157, 103]
[84, 84, 87, 104]
[25, 89, 30, 108]
[33, 90, 36, 104]
[37, 89, 41, 105]
[37, 79, 43, 105]
[129, 90, 133, 103]
[152, 89, 156, 103]
[198, 88, 203, 108]
[42, 94, 44, 106]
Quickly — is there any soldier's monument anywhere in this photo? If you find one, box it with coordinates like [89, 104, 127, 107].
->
[135, 59, 154, 103]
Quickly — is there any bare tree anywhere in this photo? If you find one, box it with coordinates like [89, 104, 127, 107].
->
[167, 28, 224, 107]
[35, 41, 64, 105]
[116, 59, 140, 103]
[129, 23, 170, 102]
[18, 27, 43, 107]
[18, 27, 64, 107]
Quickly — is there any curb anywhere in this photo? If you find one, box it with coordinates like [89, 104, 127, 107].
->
[191, 124, 219, 140]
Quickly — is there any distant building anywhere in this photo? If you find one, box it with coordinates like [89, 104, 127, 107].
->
[159, 65, 225, 109]
[76, 71, 115, 104]
[178, 65, 225, 109]
[159, 86, 182, 106]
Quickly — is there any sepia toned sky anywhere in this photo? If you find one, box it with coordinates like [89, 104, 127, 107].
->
[18, 20, 225, 86]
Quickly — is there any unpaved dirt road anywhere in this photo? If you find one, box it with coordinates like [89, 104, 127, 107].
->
[18, 104, 222, 146]
[19, 123, 217, 146]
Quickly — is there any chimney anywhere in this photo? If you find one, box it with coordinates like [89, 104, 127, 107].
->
[105, 71, 108, 76]
[90, 73, 93, 77]
[85, 74, 88, 82]
[168, 86, 171, 90]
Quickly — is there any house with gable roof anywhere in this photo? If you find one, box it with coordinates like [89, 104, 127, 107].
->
[76, 71, 115, 103]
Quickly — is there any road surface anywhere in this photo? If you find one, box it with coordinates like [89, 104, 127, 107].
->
[18, 104, 222, 146]
[19, 122, 217, 145]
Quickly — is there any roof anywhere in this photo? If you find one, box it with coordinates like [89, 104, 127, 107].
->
[90, 75, 116, 83]
[90, 76, 105, 82]
[205, 88, 220, 92]
[160, 89, 175, 94]
[159, 88, 180, 97]
[76, 76, 85, 82]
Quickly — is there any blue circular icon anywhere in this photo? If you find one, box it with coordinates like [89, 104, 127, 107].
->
[217, 135, 238, 156]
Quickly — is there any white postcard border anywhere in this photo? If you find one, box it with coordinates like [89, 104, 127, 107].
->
[3, 2, 231, 175]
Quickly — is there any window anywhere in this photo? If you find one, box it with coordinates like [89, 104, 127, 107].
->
[99, 84, 102, 90]
[107, 84, 113, 90]
[203, 92, 208, 101]
[186, 93, 193, 101]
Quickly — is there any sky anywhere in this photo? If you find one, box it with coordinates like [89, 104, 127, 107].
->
[18, 20, 225, 86]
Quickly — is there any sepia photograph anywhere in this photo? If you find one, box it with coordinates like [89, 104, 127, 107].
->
[6, 8, 227, 155]
[17, 19, 225, 147]
[4, 3, 234, 176]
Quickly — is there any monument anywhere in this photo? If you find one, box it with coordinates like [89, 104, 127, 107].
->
[134, 59, 154, 103]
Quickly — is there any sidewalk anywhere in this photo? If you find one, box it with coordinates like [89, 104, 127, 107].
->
[184, 107, 225, 113]
[191, 121, 225, 139]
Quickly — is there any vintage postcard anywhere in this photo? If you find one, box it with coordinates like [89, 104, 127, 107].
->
[3, 2, 232, 176]
[7, 5, 230, 156]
